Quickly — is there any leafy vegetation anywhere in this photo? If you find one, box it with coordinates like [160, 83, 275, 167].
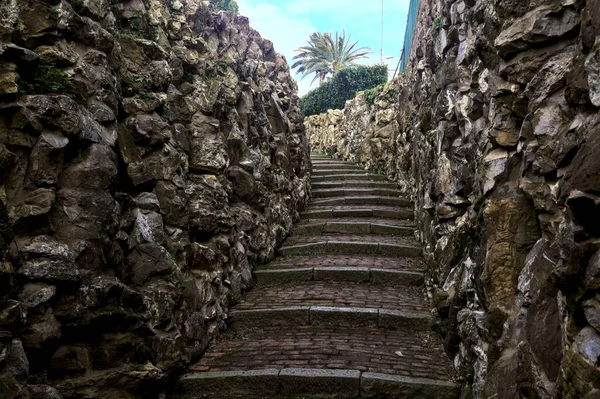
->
[431, 16, 442, 36]
[292, 31, 371, 85]
[300, 64, 388, 116]
[363, 83, 385, 105]
[209, 0, 239, 12]
[19, 61, 76, 97]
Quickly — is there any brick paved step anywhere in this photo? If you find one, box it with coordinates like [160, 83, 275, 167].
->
[278, 237, 421, 257]
[230, 281, 429, 329]
[302, 205, 414, 220]
[262, 255, 423, 272]
[312, 187, 404, 198]
[254, 266, 424, 286]
[312, 164, 365, 171]
[295, 217, 415, 228]
[292, 220, 414, 236]
[312, 181, 398, 189]
[310, 196, 411, 207]
[180, 325, 458, 398]
[312, 174, 387, 182]
[178, 369, 460, 399]
[312, 169, 369, 176]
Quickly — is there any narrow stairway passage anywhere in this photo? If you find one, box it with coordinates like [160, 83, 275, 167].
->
[175, 154, 459, 399]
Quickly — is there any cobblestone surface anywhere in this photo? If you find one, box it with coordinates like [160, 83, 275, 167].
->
[190, 326, 454, 381]
[236, 281, 428, 312]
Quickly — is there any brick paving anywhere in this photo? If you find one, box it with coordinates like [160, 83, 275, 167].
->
[235, 281, 428, 312]
[262, 255, 424, 272]
[283, 235, 419, 246]
[190, 326, 453, 381]
[182, 155, 458, 398]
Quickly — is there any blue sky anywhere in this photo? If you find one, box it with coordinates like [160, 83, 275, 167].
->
[237, 0, 410, 96]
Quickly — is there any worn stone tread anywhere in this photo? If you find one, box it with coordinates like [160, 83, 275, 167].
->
[234, 281, 428, 313]
[189, 325, 454, 381]
[292, 220, 414, 236]
[311, 174, 388, 182]
[253, 267, 425, 286]
[302, 205, 414, 220]
[312, 188, 406, 198]
[311, 181, 399, 189]
[261, 255, 424, 272]
[310, 196, 411, 207]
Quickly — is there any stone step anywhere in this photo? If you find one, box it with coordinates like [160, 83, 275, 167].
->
[234, 280, 427, 312]
[312, 169, 369, 176]
[312, 164, 365, 171]
[312, 180, 398, 189]
[310, 196, 411, 207]
[311, 159, 355, 164]
[301, 205, 414, 220]
[254, 265, 423, 286]
[311, 174, 387, 182]
[262, 254, 423, 271]
[312, 187, 404, 198]
[292, 220, 414, 236]
[278, 237, 422, 258]
[180, 325, 459, 399]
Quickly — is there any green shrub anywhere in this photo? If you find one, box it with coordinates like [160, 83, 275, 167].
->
[209, 0, 239, 12]
[19, 61, 76, 96]
[300, 64, 388, 116]
[363, 83, 385, 105]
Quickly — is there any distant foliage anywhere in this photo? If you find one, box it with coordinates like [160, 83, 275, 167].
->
[363, 83, 385, 105]
[300, 64, 388, 116]
[209, 0, 239, 12]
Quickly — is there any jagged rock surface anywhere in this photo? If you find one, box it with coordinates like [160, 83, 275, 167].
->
[307, 0, 600, 397]
[0, 1, 310, 398]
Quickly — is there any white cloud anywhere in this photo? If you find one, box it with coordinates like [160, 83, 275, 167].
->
[237, 0, 317, 95]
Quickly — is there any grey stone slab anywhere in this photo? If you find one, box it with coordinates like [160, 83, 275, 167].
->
[372, 208, 414, 219]
[370, 269, 425, 286]
[313, 266, 370, 282]
[301, 209, 334, 218]
[324, 222, 371, 234]
[377, 309, 431, 330]
[278, 243, 327, 256]
[178, 369, 280, 398]
[370, 223, 414, 236]
[310, 306, 378, 327]
[229, 307, 309, 328]
[332, 208, 373, 217]
[292, 223, 326, 235]
[325, 241, 379, 254]
[378, 243, 422, 257]
[360, 372, 460, 399]
[254, 268, 314, 284]
[279, 368, 361, 397]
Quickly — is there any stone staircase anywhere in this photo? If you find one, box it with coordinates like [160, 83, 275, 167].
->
[175, 155, 459, 398]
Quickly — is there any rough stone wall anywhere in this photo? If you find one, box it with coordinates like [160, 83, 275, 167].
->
[307, 0, 600, 397]
[0, 1, 310, 397]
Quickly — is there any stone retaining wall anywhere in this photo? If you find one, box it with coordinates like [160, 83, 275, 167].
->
[307, 0, 600, 397]
[0, 1, 310, 397]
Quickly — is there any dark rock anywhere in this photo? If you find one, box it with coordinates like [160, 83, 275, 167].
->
[125, 243, 177, 286]
[495, 5, 580, 58]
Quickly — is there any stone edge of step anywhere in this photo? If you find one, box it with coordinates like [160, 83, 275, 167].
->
[177, 368, 460, 398]
[253, 267, 425, 286]
[228, 306, 431, 330]
[292, 221, 414, 236]
[277, 241, 422, 257]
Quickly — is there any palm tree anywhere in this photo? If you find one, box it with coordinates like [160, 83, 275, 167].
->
[291, 31, 371, 85]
